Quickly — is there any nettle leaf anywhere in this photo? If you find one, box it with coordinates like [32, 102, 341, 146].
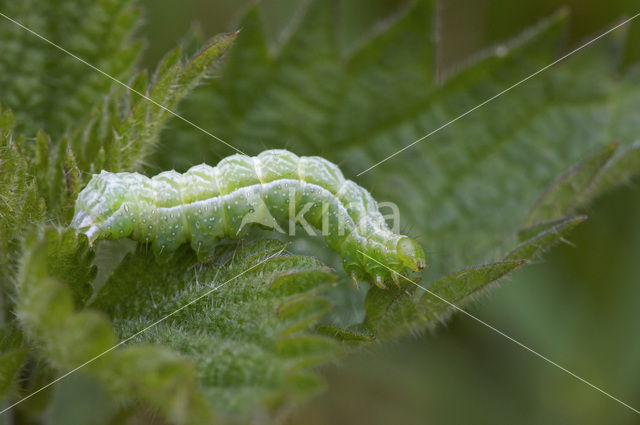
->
[20, 32, 235, 222]
[0, 0, 140, 137]
[99, 31, 237, 173]
[525, 142, 617, 225]
[360, 213, 585, 340]
[89, 240, 338, 421]
[0, 0, 236, 222]
[159, 0, 640, 277]
[0, 106, 46, 314]
[510, 215, 588, 259]
[580, 139, 640, 200]
[0, 327, 28, 398]
[15, 229, 216, 424]
[39, 227, 96, 306]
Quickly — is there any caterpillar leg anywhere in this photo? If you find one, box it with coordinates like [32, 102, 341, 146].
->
[349, 271, 360, 289]
[151, 238, 178, 263]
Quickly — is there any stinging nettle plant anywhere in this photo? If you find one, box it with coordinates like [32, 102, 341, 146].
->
[1, 0, 640, 423]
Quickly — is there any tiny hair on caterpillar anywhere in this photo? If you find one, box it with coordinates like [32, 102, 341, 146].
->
[71, 149, 426, 288]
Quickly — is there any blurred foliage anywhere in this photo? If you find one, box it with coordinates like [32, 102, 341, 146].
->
[0, 0, 639, 424]
[0, 0, 140, 138]
[438, 0, 640, 73]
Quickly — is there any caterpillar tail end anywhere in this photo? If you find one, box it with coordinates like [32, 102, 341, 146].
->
[70, 211, 100, 247]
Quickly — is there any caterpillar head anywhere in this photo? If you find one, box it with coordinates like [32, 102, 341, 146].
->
[378, 237, 426, 288]
[397, 237, 426, 272]
[350, 236, 427, 289]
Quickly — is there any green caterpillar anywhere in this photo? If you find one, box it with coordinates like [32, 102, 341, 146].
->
[71, 149, 425, 287]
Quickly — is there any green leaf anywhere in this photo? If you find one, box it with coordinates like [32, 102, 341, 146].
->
[0, 107, 46, 315]
[357, 211, 587, 340]
[89, 240, 339, 420]
[587, 140, 640, 199]
[15, 229, 216, 424]
[422, 260, 528, 320]
[74, 31, 237, 174]
[509, 215, 588, 261]
[360, 261, 527, 340]
[0, 1, 236, 224]
[0, 0, 140, 137]
[315, 323, 376, 342]
[0, 327, 28, 398]
[41, 227, 96, 306]
[525, 143, 618, 225]
[1, 30, 235, 224]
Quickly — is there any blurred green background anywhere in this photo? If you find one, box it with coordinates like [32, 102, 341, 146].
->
[136, 1, 640, 424]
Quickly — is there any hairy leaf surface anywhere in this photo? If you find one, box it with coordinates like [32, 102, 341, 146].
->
[90, 240, 338, 420]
